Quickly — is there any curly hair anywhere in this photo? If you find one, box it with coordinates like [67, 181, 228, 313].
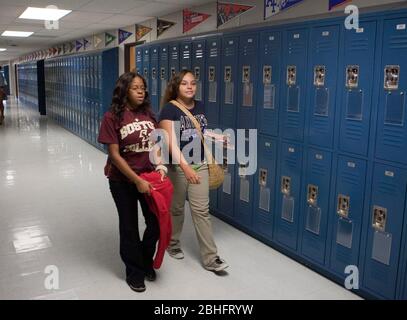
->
[110, 72, 155, 120]
[160, 69, 195, 108]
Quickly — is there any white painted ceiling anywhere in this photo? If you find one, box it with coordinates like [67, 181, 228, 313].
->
[0, 0, 214, 62]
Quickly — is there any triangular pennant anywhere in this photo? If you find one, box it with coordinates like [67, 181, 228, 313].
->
[70, 42, 75, 52]
[135, 24, 152, 41]
[265, 0, 305, 19]
[157, 19, 176, 37]
[83, 38, 91, 50]
[76, 40, 83, 52]
[105, 32, 116, 46]
[118, 28, 133, 44]
[57, 46, 62, 55]
[183, 9, 211, 33]
[217, 2, 254, 27]
[94, 35, 103, 48]
[329, 0, 352, 10]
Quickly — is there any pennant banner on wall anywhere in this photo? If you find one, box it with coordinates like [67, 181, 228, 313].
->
[217, 2, 254, 28]
[76, 40, 83, 52]
[329, 0, 352, 10]
[183, 9, 211, 33]
[105, 32, 116, 46]
[136, 24, 152, 41]
[83, 38, 91, 50]
[264, 0, 305, 19]
[94, 35, 103, 48]
[118, 28, 133, 44]
[157, 19, 176, 37]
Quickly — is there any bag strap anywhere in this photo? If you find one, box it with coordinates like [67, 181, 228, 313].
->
[170, 100, 215, 164]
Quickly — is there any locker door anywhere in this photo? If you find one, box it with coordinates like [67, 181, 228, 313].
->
[280, 29, 309, 142]
[300, 149, 333, 265]
[375, 18, 407, 165]
[253, 135, 277, 240]
[169, 44, 180, 78]
[274, 142, 303, 251]
[217, 133, 236, 219]
[339, 21, 377, 156]
[258, 30, 282, 137]
[205, 37, 221, 129]
[220, 36, 239, 129]
[363, 163, 407, 299]
[180, 42, 192, 70]
[136, 47, 143, 75]
[308, 25, 340, 148]
[150, 46, 160, 114]
[143, 47, 150, 91]
[160, 45, 169, 104]
[192, 40, 205, 103]
[330, 156, 367, 279]
[237, 33, 259, 129]
[234, 130, 256, 228]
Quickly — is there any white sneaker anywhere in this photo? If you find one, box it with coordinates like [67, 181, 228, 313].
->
[205, 256, 229, 272]
[167, 247, 184, 259]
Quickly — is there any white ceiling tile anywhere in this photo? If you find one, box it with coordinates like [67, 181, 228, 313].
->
[0, 5, 26, 17]
[0, 0, 93, 10]
[102, 14, 147, 26]
[79, 0, 149, 14]
[125, 2, 181, 17]
[61, 11, 113, 23]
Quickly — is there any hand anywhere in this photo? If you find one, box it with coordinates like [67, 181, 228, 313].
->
[135, 179, 154, 195]
[183, 165, 201, 184]
[158, 169, 166, 182]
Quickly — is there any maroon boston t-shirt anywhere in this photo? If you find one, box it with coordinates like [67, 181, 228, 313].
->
[98, 108, 157, 182]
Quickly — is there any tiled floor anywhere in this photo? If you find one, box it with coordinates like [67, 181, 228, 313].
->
[0, 98, 361, 300]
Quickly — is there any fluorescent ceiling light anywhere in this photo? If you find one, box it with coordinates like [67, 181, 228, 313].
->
[0, 48, 7, 52]
[1, 31, 34, 37]
[19, 7, 72, 21]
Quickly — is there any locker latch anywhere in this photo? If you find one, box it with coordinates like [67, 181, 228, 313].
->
[346, 65, 359, 89]
[314, 66, 326, 87]
[263, 66, 272, 84]
[239, 163, 248, 177]
[287, 66, 296, 86]
[384, 65, 400, 90]
[152, 68, 156, 80]
[170, 67, 176, 78]
[209, 66, 215, 82]
[372, 206, 387, 232]
[222, 156, 228, 171]
[143, 68, 148, 79]
[194, 67, 200, 81]
[259, 169, 268, 187]
[224, 66, 232, 83]
[160, 68, 165, 80]
[307, 184, 318, 206]
[242, 66, 250, 83]
[281, 176, 291, 195]
[337, 194, 350, 218]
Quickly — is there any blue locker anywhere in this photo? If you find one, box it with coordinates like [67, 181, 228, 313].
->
[142, 47, 150, 89]
[375, 18, 407, 165]
[180, 42, 192, 70]
[136, 47, 143, 75]
[253, 135, 277, 240]
[280, 28, 309, 142]
[329, 156, 367, 279]
[205, 37, 221, 129]
[169, 43, 180, 79]
[159, 45, 169, 104]
[363, 163, 407, 299]
[150, 46, 160, 114]
[217, 130, 236, 219]
[234, 130, 256, 228]
[338, 21, 377, 156]
[237, 33, 259, 129]
[307, 25, 340, 148]
[258, 30, 282, 137]
[300, 148, 333, 265]
[274, 142, 303, 251]
[220, 36, 239, 129]
[192, 40, 206, 103]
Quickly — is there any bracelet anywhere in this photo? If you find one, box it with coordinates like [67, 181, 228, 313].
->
[155, 165, 168, 175]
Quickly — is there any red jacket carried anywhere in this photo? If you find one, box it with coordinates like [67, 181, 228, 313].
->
[140, 171, 173, 269]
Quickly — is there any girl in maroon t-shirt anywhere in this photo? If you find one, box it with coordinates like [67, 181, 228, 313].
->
[98, 72, 167, 293]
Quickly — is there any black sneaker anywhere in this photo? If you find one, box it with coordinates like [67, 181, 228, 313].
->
[145, 269, 157, 282]
[126, 278, 146, 293]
